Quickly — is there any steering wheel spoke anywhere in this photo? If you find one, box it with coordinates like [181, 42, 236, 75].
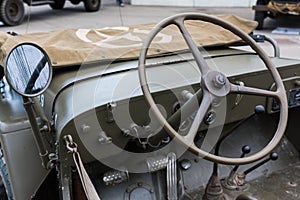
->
[174, 17, 211, 75]
[230, 83, 279, 98]
[182, 91, 212, 143]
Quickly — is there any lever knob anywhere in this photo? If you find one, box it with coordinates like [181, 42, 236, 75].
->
[232, 145, 251, 172]
[254, 105, 265, 114]
[242, 145, 251, 155]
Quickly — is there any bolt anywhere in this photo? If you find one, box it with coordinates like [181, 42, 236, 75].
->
[180, 159, 192, 170]
[214, 74, 226, 88]
[218, 75, 225, 84]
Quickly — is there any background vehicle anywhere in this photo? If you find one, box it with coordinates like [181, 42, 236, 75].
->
[0, 13, 300, 200]
[0, 0, 101, 26]
[253, 0, 300, 29]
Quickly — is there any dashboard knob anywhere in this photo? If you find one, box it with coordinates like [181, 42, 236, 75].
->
[254, 105, 265, 114]
[270, 152, 278, 161]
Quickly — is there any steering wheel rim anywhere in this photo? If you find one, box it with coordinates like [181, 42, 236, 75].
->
[138, 13, 288, 165]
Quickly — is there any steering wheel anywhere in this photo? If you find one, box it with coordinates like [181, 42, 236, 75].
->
[138, 13, 288, 165]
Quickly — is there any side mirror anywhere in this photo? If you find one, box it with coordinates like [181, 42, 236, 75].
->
[4, 43, 52, 97]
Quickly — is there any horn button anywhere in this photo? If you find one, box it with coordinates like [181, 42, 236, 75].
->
[202, 71, 230, 97]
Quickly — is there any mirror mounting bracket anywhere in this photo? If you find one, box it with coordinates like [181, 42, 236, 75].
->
[23, 97, 52, 169]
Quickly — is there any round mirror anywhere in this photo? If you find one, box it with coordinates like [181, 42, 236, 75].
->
[4, 43, 52, 97]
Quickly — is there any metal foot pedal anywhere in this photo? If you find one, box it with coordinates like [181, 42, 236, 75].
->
[167, 152, 177, 200]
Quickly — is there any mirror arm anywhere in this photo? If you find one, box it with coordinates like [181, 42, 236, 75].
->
[23, 97, 50, 169]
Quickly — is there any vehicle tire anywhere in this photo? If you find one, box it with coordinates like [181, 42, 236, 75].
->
[254, 10, 267, 30]
[0, 149, 12, 200]
[0, 67, 4, 81]
[70, 0, 81, 5]
[254, 0, 269, 30]
[0, 0, 25, 26]
[49, 0, 66, 10]
[84, 0, 101, 12]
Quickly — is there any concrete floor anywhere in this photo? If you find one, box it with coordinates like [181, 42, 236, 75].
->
[0, 2, 260, 32]
[0, 1, 299, 59]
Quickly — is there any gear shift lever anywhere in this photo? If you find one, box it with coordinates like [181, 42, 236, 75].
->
[222, 152, 278, 190]
[243, 152, 278, 175]
[231, 145, 251, 173]
[221, 146, 251, 190]
[203, 106, 264, 200]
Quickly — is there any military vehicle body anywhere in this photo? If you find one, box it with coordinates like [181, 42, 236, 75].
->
[0, 0, 101, 26]
[253, 0, 300, 29]
[0, 12, 300, 200]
